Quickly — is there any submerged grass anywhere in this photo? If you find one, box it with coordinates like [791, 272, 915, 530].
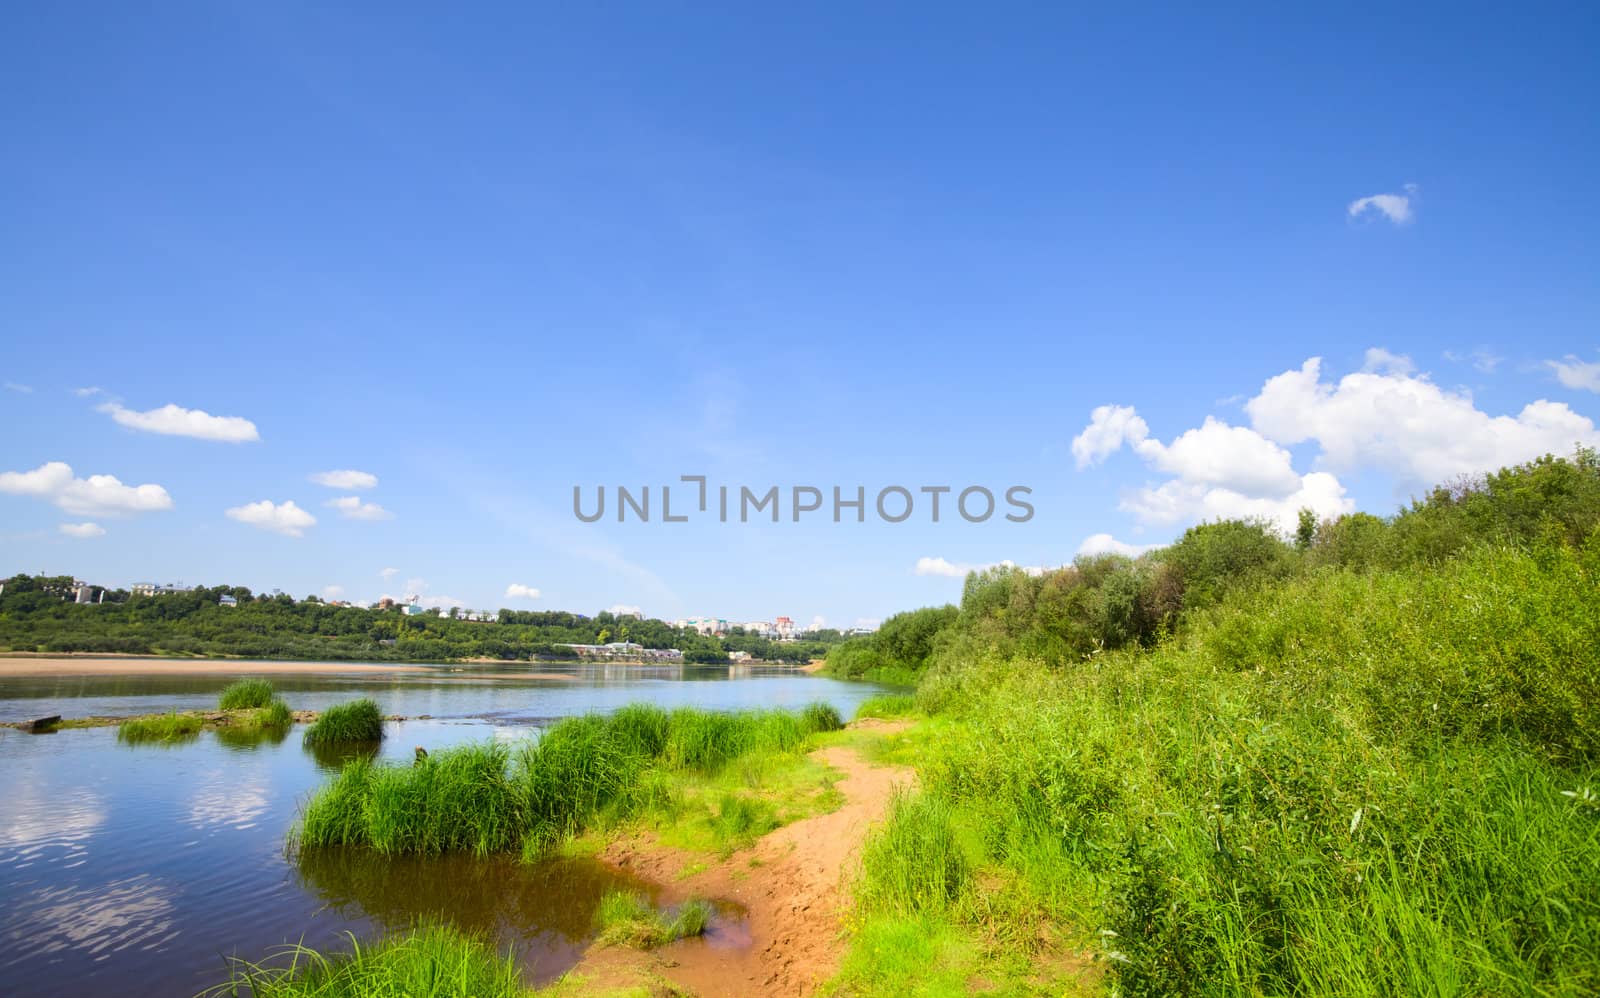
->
[594, 891, 712, 949]
[117, 711, 203, 744]
[218, 677, 275, 711]
[295, 705, 845, 860]
[200, 924, 527, 997]
[302, 698, 383, 746]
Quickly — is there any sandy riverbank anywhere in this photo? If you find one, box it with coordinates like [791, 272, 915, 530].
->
[0, 657, 433, 678]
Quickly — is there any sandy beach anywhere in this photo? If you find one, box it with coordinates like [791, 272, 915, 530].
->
[0, 656, 431, 678]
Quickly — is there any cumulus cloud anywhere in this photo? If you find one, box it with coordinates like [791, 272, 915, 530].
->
[1362, 347, 1415, 375]
[0, 461, 174, 517]
[59, 522, 106, 538]
[225, 500, 315, 537]
[1347, 184, 1417, 225]
[1132, 417, 1304, 497]
[73, 386, 104, 398]
[327, 495, 392, 520]
[310, 469, 378, 490]
[99, 402, 259, 442]
[1547, 354, 1600, 393]
[379, 567, 400, 580]
[1076, 533, 1161, 558]
[1071, 404, 1149, 468]
[1246, 357, 1600, 485]
[1121, 471, 1354, 534]
[4, 381, 33, 393]
[504, 583, 541, 600]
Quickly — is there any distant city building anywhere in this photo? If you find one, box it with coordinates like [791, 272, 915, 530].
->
[218, 594, 239, 608]
[377, 597, 397, 611]
[774, 616, 797, 639]
[556, 642, 683, 661]
[742, 621, 778, 639]
[131, 582, 189, 598]
[728, 650, 753, 663]
[673, 616, 730, 636]
[72, 581, 94, 604]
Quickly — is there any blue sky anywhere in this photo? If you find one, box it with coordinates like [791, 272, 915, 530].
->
[3, 3, 1597, 627]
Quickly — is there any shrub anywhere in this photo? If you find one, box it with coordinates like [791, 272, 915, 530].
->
[117, 712, 203, 744]
[800, 701, 844, 734]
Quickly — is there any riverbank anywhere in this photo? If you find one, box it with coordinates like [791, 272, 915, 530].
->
[0, 656, 432, 677]
[553, 720, 916, 996]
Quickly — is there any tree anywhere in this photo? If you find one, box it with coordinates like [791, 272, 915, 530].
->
[1296, 507, 1317, 551]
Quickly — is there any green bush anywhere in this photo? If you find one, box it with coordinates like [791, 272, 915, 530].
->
[800, 701, 844, 733]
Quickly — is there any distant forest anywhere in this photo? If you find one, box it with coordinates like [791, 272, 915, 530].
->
[0, 583, 842, 665]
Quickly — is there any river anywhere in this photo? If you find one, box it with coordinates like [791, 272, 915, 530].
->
[0, 662, 893, 997]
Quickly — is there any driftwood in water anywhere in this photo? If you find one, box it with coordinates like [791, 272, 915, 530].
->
[21, 715, 62, 732]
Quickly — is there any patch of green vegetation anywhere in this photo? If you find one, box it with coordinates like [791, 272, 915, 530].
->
[800, 700, 845, 733]
[829, 451, 1600, 996]
[199, 925, 527, 997]
[295, 706, 846, 860]
[302, 698, 382, 746]
[117, 711, 203, 744]
[218, 677, 275, 710]
[594, 891, 712, 949]
[852, 694, 917, 720]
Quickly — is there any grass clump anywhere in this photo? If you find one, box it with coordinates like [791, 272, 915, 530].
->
[302, 698, 383, 746]
[800, 700, 844, 734]
[200, 924, 527, 997]
[117, 711, 203, 744]
[853, 694, 917, 720]
[296, 705, 840, 860]
[594, 891, 712, 949]
[218, 677, 275, 711]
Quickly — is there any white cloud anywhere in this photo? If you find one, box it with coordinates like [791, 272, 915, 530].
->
[0, 461, 174, 517]
[1362, 347, 1415, 375]
[1132, 416, 1304, 497]
[606, 604, 643, 616]
[322, 585, 345, 600]
[225, 500, 315, 537]
[504, 583, 541, 600]
[379, 567, 400, 580]
[59, 522, 106, 538]
[1444, 348, 1502, 374]
[1076, 533, 1161, 558]
[808, 615, 829, 632]
[310, 469, 378, 490]
[1246, 357, 1600, 485]
[915, 556, 1051, 578]
[914, 556, 968, 578]
[99, 402, 259, 443]
[327, 495, 392, 520]
[4, 382, 33, 394]
[1071, 404, 1149, 468]
[1347, 184, 1417, 225]
[1547, 354, 1600, 393]
[1121, 471, 1354, 534]
[73, 386, 104, 397]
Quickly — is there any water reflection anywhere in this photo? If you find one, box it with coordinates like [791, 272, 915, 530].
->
[214, 724, 292, 751]
[304, 739, 381, 773]
[293, 846, 678, 982]
[15, 874, 179, 964]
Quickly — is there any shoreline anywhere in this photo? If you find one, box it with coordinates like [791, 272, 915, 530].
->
[0, 657, 434, 678]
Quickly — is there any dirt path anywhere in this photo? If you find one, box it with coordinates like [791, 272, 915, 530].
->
[574, 722, 914, 996]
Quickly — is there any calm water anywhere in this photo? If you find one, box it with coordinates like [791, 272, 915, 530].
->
[0, 663, 889, 997]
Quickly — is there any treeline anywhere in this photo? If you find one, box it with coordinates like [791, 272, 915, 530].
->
[0, 585, 838, 665]
[828, 447, 1600, 682]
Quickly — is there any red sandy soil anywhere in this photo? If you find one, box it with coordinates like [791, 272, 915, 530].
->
[566, 719, 915, 996]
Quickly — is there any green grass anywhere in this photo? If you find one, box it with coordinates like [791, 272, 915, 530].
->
[199, 925, 528, 997]
[117, 711, 203, 744]
[594, 891, 712, 949]
[296, 705, 841, 860]
[800, 700, 845, 734]
[302, 698, 383, 746]
[833, 543, 1600, 996]
[853, 694, 917, 720]
[219, 677, 275, 710]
